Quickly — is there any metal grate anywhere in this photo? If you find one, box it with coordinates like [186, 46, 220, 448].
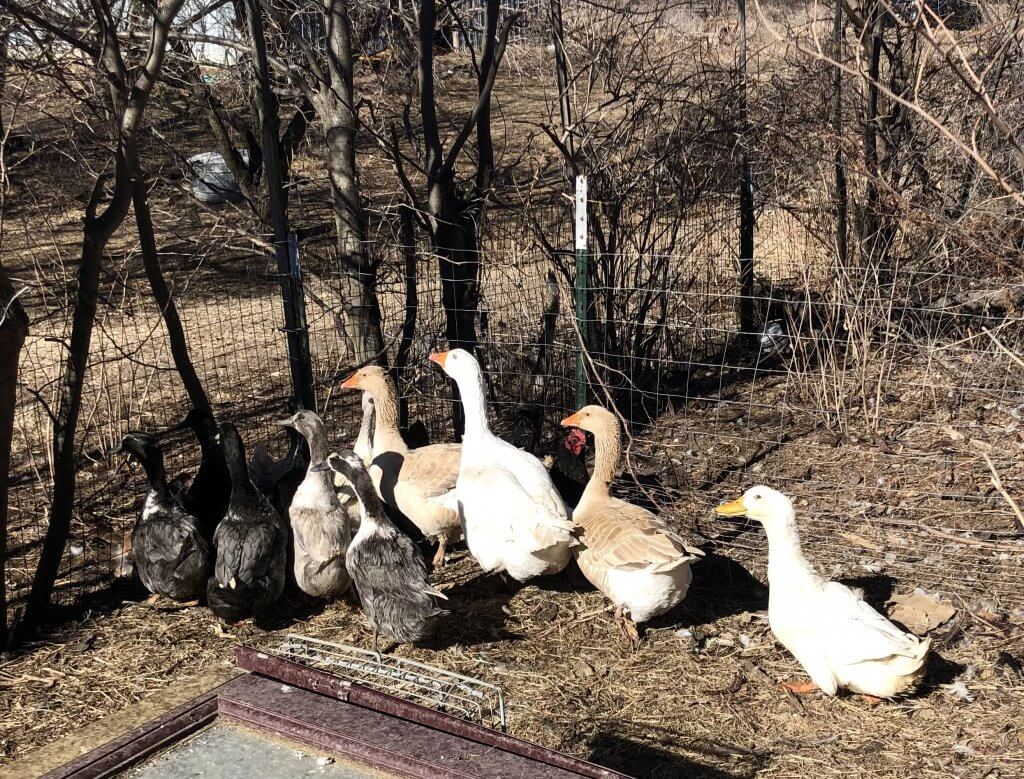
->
[276, 634, 507, 730]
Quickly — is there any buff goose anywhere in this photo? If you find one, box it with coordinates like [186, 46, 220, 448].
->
[430, 349, 575, 582]
[117, 433, 211, 602]
[340, 366, 461, 568]
[561, 405, 703, 641]
[717, 487, 931, 700]
[277, 410, 352, 599]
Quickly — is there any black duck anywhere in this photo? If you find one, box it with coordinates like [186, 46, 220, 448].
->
[167, 407, 229, 543]
[208, 422, 288, 622]
[249, 406, 308, 517]
[117, 432, 211, 602]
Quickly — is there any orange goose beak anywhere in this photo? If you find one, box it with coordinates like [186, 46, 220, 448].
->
[428, 351, 449, 368]
[340, 373, 360, 389]
[560, 412, 582, 428]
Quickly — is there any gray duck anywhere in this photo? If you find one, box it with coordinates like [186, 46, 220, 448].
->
[320, 451, 449, 655]
[277, 410, 353, 599]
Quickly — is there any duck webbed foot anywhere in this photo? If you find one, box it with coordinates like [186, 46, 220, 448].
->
[614, 608, 642, 647]
[432, 537, 448, 569]
[780, 679, 818, 695]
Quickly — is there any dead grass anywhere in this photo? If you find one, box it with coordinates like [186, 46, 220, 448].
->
[0, 537, 1021, 778]
[2, 365, 1024, 777]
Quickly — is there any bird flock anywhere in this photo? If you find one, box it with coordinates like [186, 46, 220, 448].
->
[118, 348, 931, 701]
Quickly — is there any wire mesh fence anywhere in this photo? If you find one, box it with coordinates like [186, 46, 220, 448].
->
[6, 174, 1024, 638]
[4, 0, 1024, 641]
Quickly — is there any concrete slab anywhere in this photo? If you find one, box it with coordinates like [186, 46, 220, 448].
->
[126, 724, 388, 779]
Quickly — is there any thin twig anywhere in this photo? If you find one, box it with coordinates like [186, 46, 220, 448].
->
[977, 449, 1024, 532]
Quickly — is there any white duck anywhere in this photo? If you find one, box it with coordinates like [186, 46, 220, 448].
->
[429, 349, 576, 582]
[561, 405, 703, 641]
[717, 486, 931, 700]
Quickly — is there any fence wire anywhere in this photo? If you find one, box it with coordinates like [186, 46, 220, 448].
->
[5, 183, 1024, 632]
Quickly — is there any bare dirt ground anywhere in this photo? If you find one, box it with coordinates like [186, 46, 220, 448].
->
[2, 364, 1023, 779]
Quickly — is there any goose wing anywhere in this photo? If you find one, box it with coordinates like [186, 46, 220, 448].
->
[460, 464, 575, 546]
[581, 499, 703, 572]
[400, 444, 461, 499]
[487, 437, 570, 522]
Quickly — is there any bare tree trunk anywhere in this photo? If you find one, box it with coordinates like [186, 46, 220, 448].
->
[25, 203, 108, 627]
[395, 203, 418, 429]
[22, 0, 185, 631]
[132, 173, 211, 412]
[0, 268, 28, 649]
[416, 0, 516, 432]
[859, 5, 883, 263]
[321, 0, 385, 364]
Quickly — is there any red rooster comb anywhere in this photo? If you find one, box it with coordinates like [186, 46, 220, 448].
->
[564, 428, 587, 456]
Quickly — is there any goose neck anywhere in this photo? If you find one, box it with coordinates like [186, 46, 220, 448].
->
[370, 380, 408, 455]
[456, 371, 491, 441]
[583, 421, 621, 500]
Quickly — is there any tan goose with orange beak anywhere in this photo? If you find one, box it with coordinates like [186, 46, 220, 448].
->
[340, 366, 462, 568]
[562, 405, 703, 641]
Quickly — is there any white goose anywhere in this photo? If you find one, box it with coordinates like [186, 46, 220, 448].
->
[717, 486, 931, 700]
[430, 349, 575, 582]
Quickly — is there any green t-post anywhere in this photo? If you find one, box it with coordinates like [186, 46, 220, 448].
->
[574, 175, 588, 410]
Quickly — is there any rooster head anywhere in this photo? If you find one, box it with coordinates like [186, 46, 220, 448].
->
[564, 428, 587, 457]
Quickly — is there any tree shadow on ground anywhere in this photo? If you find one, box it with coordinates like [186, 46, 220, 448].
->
[588, 730, 764, 778]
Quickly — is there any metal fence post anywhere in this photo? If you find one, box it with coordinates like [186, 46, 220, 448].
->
[574, 175, 589, 410]
[834, 0, 848, 269]
[737, 0, 756, 339]
[244, 0, 315, 413]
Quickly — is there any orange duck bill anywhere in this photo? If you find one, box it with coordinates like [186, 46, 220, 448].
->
[715, 497, 748, 517]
